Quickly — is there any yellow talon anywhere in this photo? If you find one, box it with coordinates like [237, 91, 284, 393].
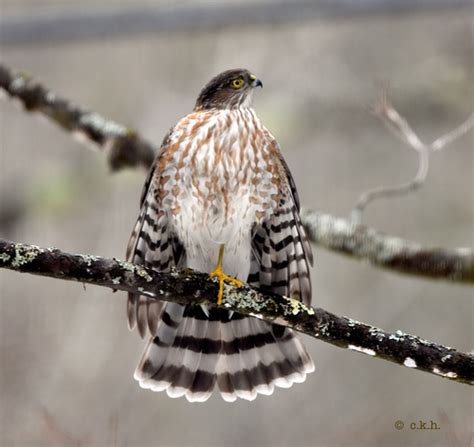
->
[209, 245, 244, 305]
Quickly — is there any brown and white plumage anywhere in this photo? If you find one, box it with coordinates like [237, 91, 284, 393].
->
[126, 69, 314, 402]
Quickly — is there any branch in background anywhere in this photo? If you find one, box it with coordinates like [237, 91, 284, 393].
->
[1, 1, 472, 46]
[351, 88, 474, 224]
[0, 64, 156, 171]
[301, 210, 474, 284]
[1, 62, 473, 285]
[0, 238, 472, 385]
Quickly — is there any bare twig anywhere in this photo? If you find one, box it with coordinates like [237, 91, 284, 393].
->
[0, 238, 472, 385]
[1, 63, 473, 284]
[301, 209, 474, 284]
[41, 408, 85, 447]
[0, 63, 156, 171]
[351, 89, 474, 223]
[431, 113, 474, 151]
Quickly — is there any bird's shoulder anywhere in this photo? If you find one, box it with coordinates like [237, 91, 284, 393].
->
[150, 111, 213, 172]
[255, 123, 299, 202]
[160, 110, 215, 144]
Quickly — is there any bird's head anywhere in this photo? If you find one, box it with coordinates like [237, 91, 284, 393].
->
[194, 69, 263, 111]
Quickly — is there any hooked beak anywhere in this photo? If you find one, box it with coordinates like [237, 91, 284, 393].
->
[252, 78, 263, 88]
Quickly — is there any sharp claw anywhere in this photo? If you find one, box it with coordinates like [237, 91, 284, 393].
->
[217, 279, 224, 305]
[209, 268, 244, 305]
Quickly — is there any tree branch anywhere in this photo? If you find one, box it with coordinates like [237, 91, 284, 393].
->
[0, 63, 155, 171]
[1, 62, 473, 284]
[0, 238, 472, 385]
[301, 210, 474, 284]
[1, 1, 472, 46]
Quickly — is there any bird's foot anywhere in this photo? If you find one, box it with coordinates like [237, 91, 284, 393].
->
[209, 266, 244, 305]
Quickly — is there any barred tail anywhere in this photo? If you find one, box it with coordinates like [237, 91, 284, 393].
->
[134, 303, 314, 403]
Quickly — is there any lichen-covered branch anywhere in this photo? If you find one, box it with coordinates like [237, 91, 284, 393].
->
[1, 62, 473, 284]
[0, 238, 472, 385]
[301, 209, 474, 284]
[0, 63, 156, 171]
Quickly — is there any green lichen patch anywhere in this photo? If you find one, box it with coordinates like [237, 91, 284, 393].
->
[126, 128, 137, 138]
[11, 244, 44, 268]
[118, 260, 135, 272]
[285, 297, 315, 316]
[221, 283, 315, 322]
[285, 298, 314, 315]
[135, 265, 153, 282]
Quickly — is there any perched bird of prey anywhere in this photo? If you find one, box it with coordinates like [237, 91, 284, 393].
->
[126, 68, 314, 402]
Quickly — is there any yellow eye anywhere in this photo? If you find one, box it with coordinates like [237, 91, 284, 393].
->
[231, 78, 245, 89]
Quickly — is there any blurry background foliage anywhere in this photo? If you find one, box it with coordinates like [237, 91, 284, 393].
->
[0, 1, 473, 446]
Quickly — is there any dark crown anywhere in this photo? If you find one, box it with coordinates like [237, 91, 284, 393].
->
[195, 69, 261, 110]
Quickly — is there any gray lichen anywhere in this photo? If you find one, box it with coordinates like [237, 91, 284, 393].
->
[368, 326, 386, 342]
[432, 368, 458, 379]
[0, 253, 11, 262]
[10, 75, 28, 93]
[222, 284, 261, 313]
[221, 283, 315, 322]
[403, 357, 417, 368]
[316, 321, 330, 337]
[137, 286, 156, 297]
[117, 260, 153, 282]
[79, 112, 128, 138]
[348, 345, 376, 356]
[82, 255, 99, 267]
[345, 317, 365, 328]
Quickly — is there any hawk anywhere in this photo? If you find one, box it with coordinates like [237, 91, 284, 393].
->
[126, 68, 314, 402]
